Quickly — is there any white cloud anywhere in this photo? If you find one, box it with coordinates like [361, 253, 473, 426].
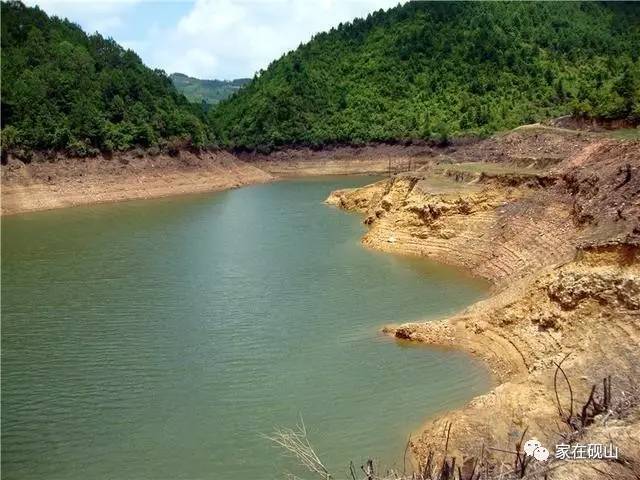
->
[139, 0, 402, 79]
[26, 0, 140, 37]
[28, 0, 403, 79]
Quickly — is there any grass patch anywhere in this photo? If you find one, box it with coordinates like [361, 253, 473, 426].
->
[434, 162, 542, 175]
[602, 128, 640, 140]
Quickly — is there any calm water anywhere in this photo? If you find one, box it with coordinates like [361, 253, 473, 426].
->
[2, 176, 490, 480]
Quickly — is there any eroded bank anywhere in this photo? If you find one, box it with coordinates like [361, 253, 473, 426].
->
[326, 127, 640, 479]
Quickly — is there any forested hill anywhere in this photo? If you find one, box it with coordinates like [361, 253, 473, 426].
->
[2, 1, 639, 157]
[210, 1, 640, 151]
[170, 73, 251, 106]
[1, 1, 210, 156]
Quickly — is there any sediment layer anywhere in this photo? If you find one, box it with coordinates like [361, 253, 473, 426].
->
[0, 151, 274, 216]
[242, 143, 436, 176]
[2, 123, 604, 216]
[327, 127, 640, 479]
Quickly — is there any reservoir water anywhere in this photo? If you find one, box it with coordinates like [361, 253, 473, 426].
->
[2, 176, 490, 480]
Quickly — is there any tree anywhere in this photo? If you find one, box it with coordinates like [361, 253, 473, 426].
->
[0, 0, 210, 155]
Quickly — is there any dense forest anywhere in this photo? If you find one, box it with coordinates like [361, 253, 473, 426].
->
[211, 1, 640, 150]
[170, 73, 251, 107]
[1, 1, 211, 157]
[1, 1, 639, 156]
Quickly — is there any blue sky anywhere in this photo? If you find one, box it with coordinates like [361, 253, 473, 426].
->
[28, 0, 401, 80]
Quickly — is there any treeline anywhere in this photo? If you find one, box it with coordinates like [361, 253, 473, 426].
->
[1, 1, 211, 158]
[210, 1, 640, 151]
[1, 1, 639, 157]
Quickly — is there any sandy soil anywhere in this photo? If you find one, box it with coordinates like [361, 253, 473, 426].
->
[243, 143, 437, 176]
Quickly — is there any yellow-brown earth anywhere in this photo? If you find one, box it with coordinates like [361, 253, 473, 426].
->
[326, 127, 640, 479]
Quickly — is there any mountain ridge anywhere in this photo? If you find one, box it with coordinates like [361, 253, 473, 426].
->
[169, 73, 251, 105]
[1, 1, 639, 157]
[0, 0, 210, 156]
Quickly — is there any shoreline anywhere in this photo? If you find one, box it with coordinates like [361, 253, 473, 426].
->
[0, 151, 273, 216]
[3, 125, 632, 217]
[326, 128, 640, 478]
[0, 145, 426, 216]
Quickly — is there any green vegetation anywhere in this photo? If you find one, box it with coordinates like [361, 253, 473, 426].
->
[603, 128, 640, 140]
[1, 1, 211, 157]
[210, 2, 640, 150]
[170, 73, 250, 106]
[1, 1, 639, 157]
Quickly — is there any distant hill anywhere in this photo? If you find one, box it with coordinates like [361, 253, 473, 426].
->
[210, 1, 640, 150]
[0, 1, 210, 155]
[170, 73, 251, 105]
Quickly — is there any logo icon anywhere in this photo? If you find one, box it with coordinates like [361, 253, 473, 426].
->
[523, 438, 549, 461]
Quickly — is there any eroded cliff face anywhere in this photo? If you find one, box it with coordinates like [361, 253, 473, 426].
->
[329, 138, 639, 283]
[396, 244, 640, 469]
[327, 173, 577, 286]
[326, 131, 640, 479]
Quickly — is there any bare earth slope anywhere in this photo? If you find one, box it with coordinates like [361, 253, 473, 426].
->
[326, 128, 640, 479]
[1, 145, 432, 215]
[0, 151, 274, 216]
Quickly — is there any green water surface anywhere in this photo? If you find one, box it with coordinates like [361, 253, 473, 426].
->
[2, 176, 490, 480]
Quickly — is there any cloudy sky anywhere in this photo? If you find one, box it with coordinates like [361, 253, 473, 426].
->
[28, 0, 401, 80]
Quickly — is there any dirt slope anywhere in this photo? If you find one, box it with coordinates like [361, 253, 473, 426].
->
[326, 128, 640, 479]
[0, 151, 274, 216]
[1, 144, 432, 215]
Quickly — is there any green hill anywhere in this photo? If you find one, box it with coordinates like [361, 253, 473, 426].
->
[210, 1, 640, 150]
[170, 73, 251, 106]
[1, 1, 210, 156]
[2, 1, 639, 156]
